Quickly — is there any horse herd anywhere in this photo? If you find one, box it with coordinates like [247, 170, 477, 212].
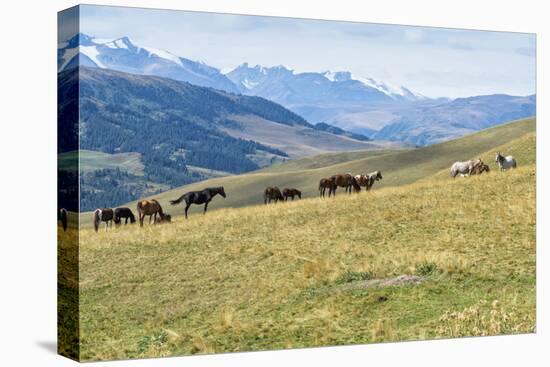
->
[58, 151, 517, 233]
[450, 151, 517, 178]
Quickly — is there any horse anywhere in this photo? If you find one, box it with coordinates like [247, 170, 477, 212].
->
[283, 188, 301, 201]
[264, 186, 284, 204]
[319, 178, 335, 198]
[114, 207, 136, 225]
[450, 159, 483, 178]
[365, 171, 383, 191]
[93, 208, 114, 232]
[170, 186, 226, 219]
[136, 199, 168, 227]
[354, 174, 370, 189]
[329, 173, 361, 196]
[471, 163, 490, 175]
[58, 208, 68, 232]
[495, 152, 517, 171]
[156, 214, 172, 224]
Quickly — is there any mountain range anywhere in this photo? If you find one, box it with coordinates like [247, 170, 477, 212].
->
[58, 33, 536, 146]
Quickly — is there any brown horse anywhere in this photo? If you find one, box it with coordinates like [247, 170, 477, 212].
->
[319, 178, 335, 198]
[329, 173, 361, 196]
[136, 199, 168, 227]
[264, 187, 284, 204]
[93, 208, 114, 232]
[283, 188, 301, 201]
[471, 163, 490, 175]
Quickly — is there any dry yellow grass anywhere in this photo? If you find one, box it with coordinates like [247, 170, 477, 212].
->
[72, 161, 535, 361]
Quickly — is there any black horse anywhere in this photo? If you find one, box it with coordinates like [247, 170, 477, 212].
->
[169, 186, 226, 219]
[114, 207, 136, 225]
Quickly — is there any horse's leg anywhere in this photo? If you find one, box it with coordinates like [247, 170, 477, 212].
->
[185, 203, 191, 219]
[204, 201, 209, 214]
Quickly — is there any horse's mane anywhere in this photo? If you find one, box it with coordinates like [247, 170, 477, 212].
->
[206, 186, 224, 192]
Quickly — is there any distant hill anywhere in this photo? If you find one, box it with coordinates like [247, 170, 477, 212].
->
[373, 94, 536, 146]
[61, 67, 389, 210]
[90, 117, 534, 219]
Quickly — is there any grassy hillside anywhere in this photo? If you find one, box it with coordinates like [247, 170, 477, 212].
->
[59, 150, 145, 175]
[427, 131, 535, 182]
[79, 117, 534, 224]
[71, 161, 536, 361]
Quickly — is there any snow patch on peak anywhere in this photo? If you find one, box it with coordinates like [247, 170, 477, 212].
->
[323, 71, 351, 82]
[104, 37, 132, 50]
[79, 46, 106, 68]
[241, 78, 259, 90]
[353, 74, 424, 100]
[141, 46, 183, 67]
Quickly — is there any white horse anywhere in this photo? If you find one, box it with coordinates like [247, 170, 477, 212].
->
[495, 152, 517, 171]
[365, 171, 383, 190]
[450, 159, 482, 178]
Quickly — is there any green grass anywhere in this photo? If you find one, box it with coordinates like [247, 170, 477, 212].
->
[60, 117, 536, 360]
[71, 160, 535, 361]
[58, 150, 145, 175]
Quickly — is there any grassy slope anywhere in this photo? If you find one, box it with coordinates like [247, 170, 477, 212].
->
[79, 117, 534, 224]
[73, 160, 536, 360]
[59, 150, 145, 175]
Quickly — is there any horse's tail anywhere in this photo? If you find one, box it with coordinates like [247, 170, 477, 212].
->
[93, 209, 101, 232]
[169, 194, 186, 205]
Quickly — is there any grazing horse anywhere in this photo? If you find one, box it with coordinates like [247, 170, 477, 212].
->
[114, 207, 136, 225]
[58, 208, 68, 232]
[156, 214, 172, 224]
[495, 152, 517, 171]
[170, 186, 226, 219]
[283, 188, 301, 201]
[93, 208, 114, 232]
[136, 199, 168, 227]
[329, 173, 361, 196]
[264, 186, 284, 204]
[471, 163, 490, 175]
[450, 159, 483, 178]
[319, 178, 335, 198]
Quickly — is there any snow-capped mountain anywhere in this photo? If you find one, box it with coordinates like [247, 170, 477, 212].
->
[226, 63, 425, 103]
[58, 34, 536, 146]
[58, 33, 239, 93]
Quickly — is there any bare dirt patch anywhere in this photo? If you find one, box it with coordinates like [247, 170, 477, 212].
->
[338, 275, 425, 291]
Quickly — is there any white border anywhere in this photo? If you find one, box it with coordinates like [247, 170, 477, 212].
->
[0, 1, 546, 366]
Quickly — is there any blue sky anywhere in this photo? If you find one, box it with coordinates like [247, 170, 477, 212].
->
[65, 4, 535, 98]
